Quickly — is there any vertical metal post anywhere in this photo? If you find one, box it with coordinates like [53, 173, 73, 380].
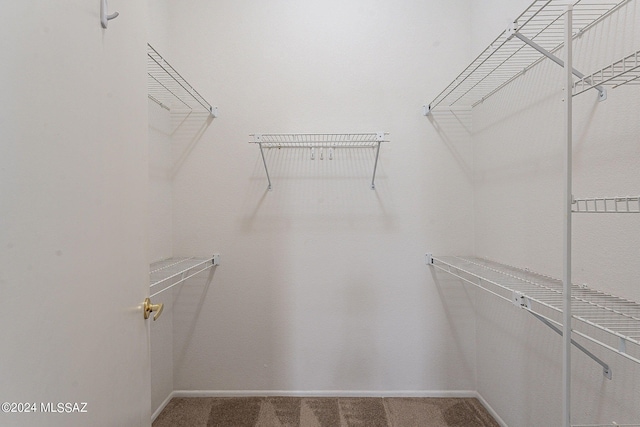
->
[563, 5, 573, 427]
[371, 141, 382, 190]
[258, 143, 272, 191]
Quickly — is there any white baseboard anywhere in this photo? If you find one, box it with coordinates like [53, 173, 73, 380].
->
[474, 391, 508, 427]
[173, 389, 478, 398]
[152, 391, 176, 422]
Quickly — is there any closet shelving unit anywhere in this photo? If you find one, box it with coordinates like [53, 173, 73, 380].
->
[150, 256, 219, 298]
[572, 50, 640, 97]
[427, 255, 640, 365]
[423, 0, 635, 114]
[147, 43, 217, 117]
[249, 132, 389, 190]
[424, 1, 639, 426]
[147, 43, 219, 299]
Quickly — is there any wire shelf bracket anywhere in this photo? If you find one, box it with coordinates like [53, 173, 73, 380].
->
[249, 133, 389, 191]
[506, 27, 607, 101]
[528, 310, 612, 379]
[149, 255, 220, 298]
[423, 0, 630, 116]
[147, 43, 218, 118]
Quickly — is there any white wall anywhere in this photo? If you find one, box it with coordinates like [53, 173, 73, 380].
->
[147, 82, 217, 417]
[148, 103, 174, 264]
[148, 1, 174, 414]
[148, 0, 171, 56]
[148, 101, 174, 415]
[160, 0, 477, 395]
[147, 0, 221, 415]
[471, 1, 640, 425]
[148, 0, 184, 415]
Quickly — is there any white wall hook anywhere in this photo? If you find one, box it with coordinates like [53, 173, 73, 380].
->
[101, 0, 120, 29]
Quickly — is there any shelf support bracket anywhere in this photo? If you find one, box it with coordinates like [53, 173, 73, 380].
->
[254, 135, 272, 191]
[425, 253, 434, 265]
[527, 311, 612, 379]
[370, 133, 384, 190]
[507, 25, 607, 101]
[423, 104, 471, 116]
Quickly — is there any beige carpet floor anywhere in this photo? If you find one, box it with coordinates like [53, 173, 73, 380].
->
[153, 396, 500, 427]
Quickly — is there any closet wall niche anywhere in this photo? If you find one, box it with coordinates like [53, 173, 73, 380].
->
[147, 42, 218, 417]
[144, 0, 638, 425]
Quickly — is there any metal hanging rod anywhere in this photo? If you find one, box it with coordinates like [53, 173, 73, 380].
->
[573, 196, 640, 213]
[147, 43, 217, 117]
[424, 0, 631, 115]
[249, 133, 389, 191]
[149, 256, 219, 298]
[427, 255, 640, 368]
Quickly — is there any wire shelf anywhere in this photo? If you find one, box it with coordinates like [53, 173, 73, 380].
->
[249, 133, 389, 148]
[573, 196, 640, 213]
[249, 133, 388, 190]
[426, 0, 630, 113]
[573, 50, 640, 97]
[147, 43, 214, 115]
[150, 257, 215, 297]
[430, 256, 640, 365]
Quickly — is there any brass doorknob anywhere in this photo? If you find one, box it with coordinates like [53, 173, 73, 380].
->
[143, 298, 164, 321]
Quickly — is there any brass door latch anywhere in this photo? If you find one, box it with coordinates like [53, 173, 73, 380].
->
[143, 298, 164, 321]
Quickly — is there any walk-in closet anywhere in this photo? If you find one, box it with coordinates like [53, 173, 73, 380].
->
[2, 0, 638, 426]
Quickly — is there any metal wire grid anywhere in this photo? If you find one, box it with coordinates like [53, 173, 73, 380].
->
[574, 50, 640, 96]
[249, 133, 389, 148]
[249, 133, 388, 190]
[147, 43, 213, 114]
[573, 196, 640, 213]
[431, 256, 640, 364]
[149, 257, 214, 297]
[427, 0, 630, 112]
